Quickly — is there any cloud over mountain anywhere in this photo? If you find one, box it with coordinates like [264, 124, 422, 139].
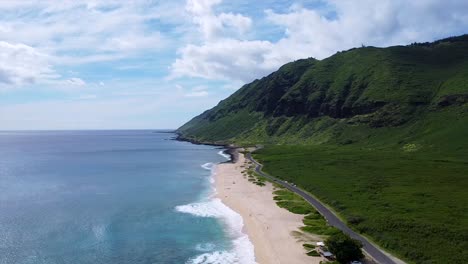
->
[171, 0, 468, 82]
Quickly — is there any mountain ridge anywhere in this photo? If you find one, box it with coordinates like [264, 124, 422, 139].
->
[177, 35, 468, 150]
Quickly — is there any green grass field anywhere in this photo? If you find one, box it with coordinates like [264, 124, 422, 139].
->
[254, 145, 468, 264]
[273, 187, 340, 236]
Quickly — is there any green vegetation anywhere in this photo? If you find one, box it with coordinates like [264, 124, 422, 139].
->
[303, 243, 315, 250]
[273, 189, 315, 214]
[306, 250, 321, 257]
[177, 35, 468, 264]
[326, 232, 364, 264]
[254, 145, 468, 263]
[273, 187, 339, 236]
[301, 211, 340, 236]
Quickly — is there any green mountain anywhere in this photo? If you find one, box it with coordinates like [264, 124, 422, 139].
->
[177, 35, 468, 264]
[177, 35, 468, 150]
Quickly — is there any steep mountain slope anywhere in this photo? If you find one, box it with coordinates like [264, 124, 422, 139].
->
[177, 35, 468, 149]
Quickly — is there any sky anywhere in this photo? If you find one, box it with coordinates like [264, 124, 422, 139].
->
[0, 0, 467, 130]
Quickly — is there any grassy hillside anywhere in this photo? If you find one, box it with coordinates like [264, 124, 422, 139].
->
[177, 35, 468, 264]
[177, 35, 468, 146]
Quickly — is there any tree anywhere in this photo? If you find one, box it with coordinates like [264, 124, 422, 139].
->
[325, 232, 364, 263]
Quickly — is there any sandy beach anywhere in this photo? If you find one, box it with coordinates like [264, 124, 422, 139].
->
[215, 151, 323, 264]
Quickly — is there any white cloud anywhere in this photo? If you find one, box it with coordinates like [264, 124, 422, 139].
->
[0, 1, 176, 88]
[219, 13, 252, 35]
[186, 0, 222, 40]
[171, 39, 274, 81]
[0, 1, 169, 52]
[186, 0, 251, 40]
[66, 78, 86, 86]
[265, 0, 468, 59]
[0, 41, 55, 86]
[0, 40, 87, 90]
[171, 0, 468, 83]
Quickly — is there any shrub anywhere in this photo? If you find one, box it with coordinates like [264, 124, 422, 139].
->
[307, 250, 321, 256]
[303, 243, 315, 249]
[325, 232, 364, 263]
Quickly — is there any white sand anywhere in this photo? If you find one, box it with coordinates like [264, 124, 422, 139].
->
[215, 153, 323, 264]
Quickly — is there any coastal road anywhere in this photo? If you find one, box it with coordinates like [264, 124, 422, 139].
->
[245, 152, 398, 264]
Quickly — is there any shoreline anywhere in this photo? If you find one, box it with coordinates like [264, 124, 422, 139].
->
[177, 134, 404, 264]
[215, 150, 323, 264]
[174, 133, 239, 162]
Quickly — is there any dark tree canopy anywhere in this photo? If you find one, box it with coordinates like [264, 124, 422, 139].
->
[325, 232, 364, 263]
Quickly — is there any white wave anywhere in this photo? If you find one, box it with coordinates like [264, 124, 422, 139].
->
[195, 243, 216, 252]
[231, 235, 255, 263]
[187, 251, 237, 264]
[199, 162, 217, 198]
[201, 162, 214, 170]
[175, 199, 234, 220]
[176, 198, 255, 264]
[218, 150, 231, 160]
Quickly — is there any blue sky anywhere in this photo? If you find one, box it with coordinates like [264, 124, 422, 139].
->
[0, 0, 467, 130]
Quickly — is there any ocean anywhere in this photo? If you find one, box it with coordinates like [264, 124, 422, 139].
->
[0, 130, 254, 264]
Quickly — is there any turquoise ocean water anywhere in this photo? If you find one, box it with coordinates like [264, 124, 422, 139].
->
[0, 130, 254, 264]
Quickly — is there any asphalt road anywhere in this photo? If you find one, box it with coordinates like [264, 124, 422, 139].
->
[245, 152, 398, 264]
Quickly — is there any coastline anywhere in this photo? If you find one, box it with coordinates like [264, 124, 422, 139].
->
[215, 150, 323, 264]
[175, 135, 403, 264]
[174, 133, 238, 163]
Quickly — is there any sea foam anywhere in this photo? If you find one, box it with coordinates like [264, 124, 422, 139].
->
[200, 163, 216, 185]
[201, 162, 214, 170]
[176, 199, 255, 264]
[186, 251, 238, 264]
[218, 150, 231, 160]
[176, 155, 255, 264]
[195, 243, 216, 252]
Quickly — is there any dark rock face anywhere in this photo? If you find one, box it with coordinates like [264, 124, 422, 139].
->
[437, 94, 468, 107]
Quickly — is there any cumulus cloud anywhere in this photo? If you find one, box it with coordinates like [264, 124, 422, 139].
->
[172, 39, 275, 81]
[171, 0, 468, 82]
[0, 0, 173, 88]
[0, 41, 55, 86]
[218, 13, 252, 35]
[186, 0, 252, 40]
[0, 41, 90, 89]
[266, 0, 468, 59]
[0, 1, 167, 56]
